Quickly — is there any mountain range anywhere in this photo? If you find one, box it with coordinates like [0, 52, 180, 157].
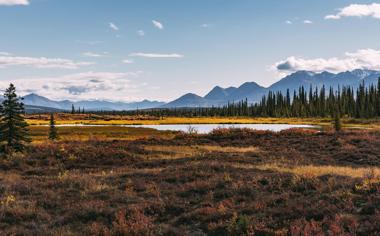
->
[20, 94, 165, 112]
[11, 69, 380, 112]
[162, 69, 380, 108]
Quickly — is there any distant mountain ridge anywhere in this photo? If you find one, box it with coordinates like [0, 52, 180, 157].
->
[21, 94, 165, 111]
[11, 69, 380, 111]
[163, 69, 380, 108]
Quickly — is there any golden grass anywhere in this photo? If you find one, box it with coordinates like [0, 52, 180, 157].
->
[29, 126, 176, 143]
[143, 145, 260, 159]
[26, 115, 380, 130]
[253, 164, 380, 179]
[143, 144, 380, 180]
[27, 116, 330, 126]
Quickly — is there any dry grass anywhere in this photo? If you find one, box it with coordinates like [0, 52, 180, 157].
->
[143, 145, 260, 159]
[1, 129, 380, 235]
[26, 116, 329, 126]
[29, 126, 176, 143]
[254, 164, 380, 179]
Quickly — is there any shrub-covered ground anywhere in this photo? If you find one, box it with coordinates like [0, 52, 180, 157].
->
[1, 128, 380, 235]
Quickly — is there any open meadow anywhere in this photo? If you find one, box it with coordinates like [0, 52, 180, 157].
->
[1, 121, 380, 235]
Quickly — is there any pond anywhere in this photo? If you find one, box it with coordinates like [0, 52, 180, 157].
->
[129, 124, 315, 133]
[53, 124, 316, 134]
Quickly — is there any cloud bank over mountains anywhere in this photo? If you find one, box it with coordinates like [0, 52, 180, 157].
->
[274, 49, 380, 75]
[0, 71, 147, 102]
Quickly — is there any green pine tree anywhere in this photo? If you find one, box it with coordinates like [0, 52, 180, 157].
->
[333, 109, 342, 132]
[48, 113, 58, 141]
[0, 84, 31, 153]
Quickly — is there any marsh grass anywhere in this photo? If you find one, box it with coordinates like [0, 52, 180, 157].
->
[29, 126, 176, 143]
[253, 164, 380, 179]
[1, 128, 380, 235]
[143, 145, 260, 159]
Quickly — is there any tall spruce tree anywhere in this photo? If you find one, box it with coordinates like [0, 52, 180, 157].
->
[333, 110, 342, 132]
[48, 113, 58, 141]
[377, 78, 380, 116]
[0, 84, 31, 152]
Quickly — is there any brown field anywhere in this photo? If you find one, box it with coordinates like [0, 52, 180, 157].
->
[1, 127, 380, 235]
[29, 126, 177, 143]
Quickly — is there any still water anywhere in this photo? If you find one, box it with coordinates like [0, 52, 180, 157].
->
[54, 124, 315, 134]
[128, 124, 315, 134]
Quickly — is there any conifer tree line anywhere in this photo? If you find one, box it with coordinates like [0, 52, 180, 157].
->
[113, 78, 380, 119]
[71, 104, 85, 114]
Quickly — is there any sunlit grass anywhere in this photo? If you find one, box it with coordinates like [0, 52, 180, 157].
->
[29, 126, 176, 143]
[143, 145, 260, 159]
[253, 164, 380, 179]
[143, 144, 380, 179]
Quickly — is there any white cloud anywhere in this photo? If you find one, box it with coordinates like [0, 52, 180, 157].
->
[325, 3, 380, 20]
[129, 53, 184, 58]
[0, 71, 146, 101]
[325, 15, 341, 20]
[0, 52, 12, 56]
[122, 59, 134, 64]
[273, 49, 380, 75]
[0, 55, 94, 69]
[303, 20, 313, 24]
[0, 0, 29, 6]
[137, 30, 145, 36]
[82, 52, 108, 58]
[152, 20, 164, 29]
[109, 22, 119, 31]
[285, 20, 293, 24]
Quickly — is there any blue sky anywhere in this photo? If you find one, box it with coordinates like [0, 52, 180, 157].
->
[1, 0, 380, 102]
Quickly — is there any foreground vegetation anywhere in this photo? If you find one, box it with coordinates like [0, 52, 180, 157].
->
[1, 128, 380, 235]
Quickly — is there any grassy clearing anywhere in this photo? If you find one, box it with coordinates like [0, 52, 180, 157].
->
[29, 126, 177, 143]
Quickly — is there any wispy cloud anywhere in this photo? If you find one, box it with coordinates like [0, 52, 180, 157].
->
[303, 20, 313, 24]
[0, 71, 146, 101]
[273, 49, 380, 75]
[0, 52, 12, 56]
[137, 30, 145, 36]
[201, 23, 212, 28]
[129, 53, 184, 58]
[122, 59, 134, 64]
[152, 20, 164, 30]
[325, 3, 380, 20]
[285, 20, 293, 24]
[0, 0, 29, 6]
[82, 52, 108, 58]
[109, 22, 119, 31]
[0, 55, 94, 69]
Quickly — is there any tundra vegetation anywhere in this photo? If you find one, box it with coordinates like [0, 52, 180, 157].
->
[0, 84, 380, 235]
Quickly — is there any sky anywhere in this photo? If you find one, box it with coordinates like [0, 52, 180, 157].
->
[1, 0, 380, 102]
